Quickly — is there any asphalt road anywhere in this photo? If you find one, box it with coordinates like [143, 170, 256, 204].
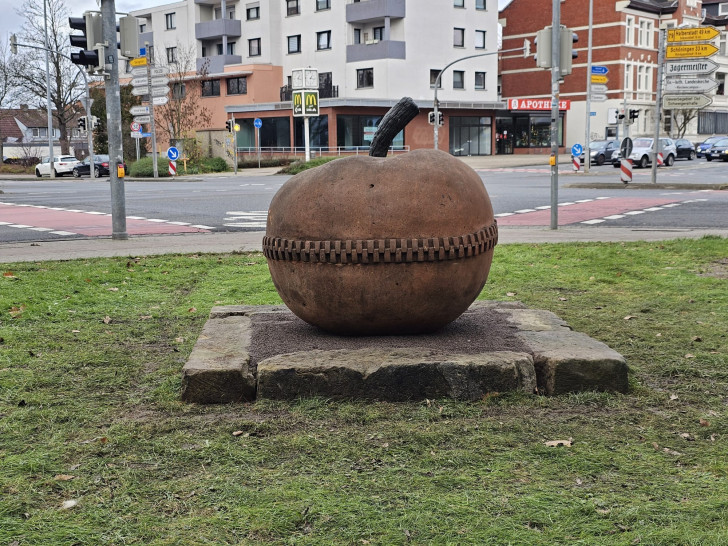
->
[0, 159, 726, 244]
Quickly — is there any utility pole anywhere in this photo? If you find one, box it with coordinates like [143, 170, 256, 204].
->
[584, 0, 593, 174]
[43, 0, 55, 178]
[101, 0, 127, 239]
[550, 0, 561, 230]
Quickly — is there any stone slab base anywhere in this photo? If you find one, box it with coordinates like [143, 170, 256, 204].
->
[181, 302, 628, 403]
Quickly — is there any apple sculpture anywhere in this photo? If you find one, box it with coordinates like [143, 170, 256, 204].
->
[263, 98, 498, 335]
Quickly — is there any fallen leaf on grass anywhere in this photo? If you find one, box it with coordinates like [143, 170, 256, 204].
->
[60, 499, 78, 510]
[232, 430, 247, 437]
[175, 337, 184, 343]
[188, 307, 197, 313]
[139, 315, 153, 320]
[679, 433, 694, 441]
[663, 447, 682, 457]
[699, 419, 711, 427]
[669, 394, 679, 401]
[54, 474, 76, 481]
[506, 292, 516, 297]
[107, 287, 119, 292]
[9, 305, 26, 318]
[545, 438, 573, 447]
[684, 354, 695, 359]
[72, 330, 80, 333]
[624, 315, 636, 321]
[692, 336, 702, 342]
[3, 271, 17, 279]
[102, 316, 112, 324]
[559, 297, 568, 301]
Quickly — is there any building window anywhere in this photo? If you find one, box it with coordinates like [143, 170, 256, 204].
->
[475, 71, 486, 90]
[354, 28, 361, 44]
[454, 0, 464, 7]
[165, 12, 176, 30]
[172, 83, 186, 99]
[476, 0, 486, 9]
[247, 6, 260, 20]
[214, 6, 236, 19]
[216, 43, 224, 55]
[139, 23, 146, 33]
[720, 3, 728, 15]
[625, 16, 634, 45]
[249, 38, 261, 56]
[317, 31, 331, 50]
[32, 127, 49, 138]
[373, 26, 384, 41]
[454, 28, 465, 48]
[475, 30, 486, 49]
[430, 69, 443, 88]
[337, 114, 404, 149]
[357, 68, 374, 88]
[624, 62, 633, 91]
[638, 20, 654, 48]
[316, 0, 330, 10]
[287, 0, 300, 16]
[227, 76, 247, 95]
[166, 47, 177, 63]
[453, 70, 464, 89]
[227, 42, 236, 55]
[287, 35, 301, 53]
[201, 79, 220, 97]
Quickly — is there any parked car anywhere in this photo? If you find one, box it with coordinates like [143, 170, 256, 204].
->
[35, 155, 80, 177]
[704, 137, 728, 162]
[696, 135, 727, 158]
[673, 138, 696, 160]
[580, 140, 618, 166]
[72, 155, 127, 178]
[612, 137, 677, 168]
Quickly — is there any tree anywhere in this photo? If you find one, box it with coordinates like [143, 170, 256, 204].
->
[90, 85, 144, 162]
[13, 0, 86, 156]
[670, 109, 698, 139]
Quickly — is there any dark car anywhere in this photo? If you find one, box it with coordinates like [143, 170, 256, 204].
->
[696, 135, 727, 158]
[72, 155, 127, 178]
[673, 139, 696, 160]
[705, 137, 728, 162]
[580, 140, 618, 166]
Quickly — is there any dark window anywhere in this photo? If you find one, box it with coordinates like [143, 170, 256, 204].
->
[475, 72, 486, 90]
[430, 69, 442, 88]
[172, 82, 186, 99]
[454, 28, 464, 47]
[165, 12, 175, 29]
[139, 23, 146, 32]
[373, 26, 384, 41]
[227, 41, 236, 55]
[316, 0, 330, 10]
[453, 70, 464, 89]
[337, 114, 404, 149]
[357, 68, 373, 88]
[201, 79, 220, 97]
[166, 47, 177, 63]
[476, 0, 486, 9]
[288, 35, 301, 53]
[294, 115, 329, 147]
[317, 30, 331, 50]
[227, 77, 247, 95]
[249, 38, 261, 56]
[246, 6, 260, 20]
[287, 0, 299, 16]
[354, 29, 361, 44]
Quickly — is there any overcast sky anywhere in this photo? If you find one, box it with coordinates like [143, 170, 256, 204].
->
[3, 0, 514, 52]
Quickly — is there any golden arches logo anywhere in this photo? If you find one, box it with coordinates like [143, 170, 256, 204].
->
[293, 93, 303, 106]
[305, 93, 317, 107]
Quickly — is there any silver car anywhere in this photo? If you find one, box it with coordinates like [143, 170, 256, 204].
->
[612, 137, 677, 168]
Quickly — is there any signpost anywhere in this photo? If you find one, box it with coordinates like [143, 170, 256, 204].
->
[665, 43, 719, 59]
[665, 59, 718, 76]
[571, 143, 582, 171]
[291, 68, 318, 162]
[663, 94, 713, 109]
[167, 146, 179, 177]
[591, 65, 609, 75]
[254, 118, 262, 169]
[129, 105, 150, 116]
[667, 26, 720, 43]
[590, 74, 608, 84]
[664, 77, 718, 93]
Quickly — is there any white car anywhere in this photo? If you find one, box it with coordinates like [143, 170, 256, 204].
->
[35, 155, 81, 177]
[612, 138, 677, 169]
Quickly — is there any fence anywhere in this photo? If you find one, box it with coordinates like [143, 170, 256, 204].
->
[235, 146, 410, 160]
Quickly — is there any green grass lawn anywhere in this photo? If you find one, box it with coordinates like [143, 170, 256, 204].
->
[1, 237, 727, 545]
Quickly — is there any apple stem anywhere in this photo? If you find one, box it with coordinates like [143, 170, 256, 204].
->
[369, 97, 420, 158]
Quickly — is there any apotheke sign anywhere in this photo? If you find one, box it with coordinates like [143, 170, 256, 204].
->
[508, 99, 571, 111]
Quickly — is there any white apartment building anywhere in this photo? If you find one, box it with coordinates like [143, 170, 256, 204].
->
[128, 0, 505, 154]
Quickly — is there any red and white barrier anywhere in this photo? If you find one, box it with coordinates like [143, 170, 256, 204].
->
[169, 160, 177, 176]
[620, 158, 633, 184]
[657, 152, 664, 167]
[572, 155, 580, 171]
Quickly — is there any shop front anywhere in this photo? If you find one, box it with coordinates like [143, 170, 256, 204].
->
[496, 98, 569, 154]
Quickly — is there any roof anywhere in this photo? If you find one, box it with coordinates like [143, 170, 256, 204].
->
[623, 0, 679, 14]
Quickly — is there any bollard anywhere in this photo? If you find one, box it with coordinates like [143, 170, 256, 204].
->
[572, 155, 580, 171]
[620, 158, 632, 184]
[657, 152, 664, 167]
[169, 160, 177, 176]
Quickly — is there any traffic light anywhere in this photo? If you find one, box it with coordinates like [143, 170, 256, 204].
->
[618, 111, 626, 120]
[225, 120, 233, 132]
[629, 109, 639, 122]
[10, 34, 17, 55]
[534, 27, 552, 69]
[523, 38, 531, 58]
[560, 27, 578, 76]
[69, 12, 104, 72]
[90, 116, 99, 129]
[437, 111, 444, 126]
[78, 116, 87, 131]
[118, 15, 139, 58]
[428, 111, 435, 125]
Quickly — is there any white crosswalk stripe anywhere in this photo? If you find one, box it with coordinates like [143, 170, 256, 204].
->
[223, 211, 268, 229]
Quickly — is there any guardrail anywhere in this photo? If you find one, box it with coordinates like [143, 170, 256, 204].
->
[235, 146, 410, 159]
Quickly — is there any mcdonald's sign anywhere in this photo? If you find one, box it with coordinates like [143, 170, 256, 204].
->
[292, 90, 319, 117]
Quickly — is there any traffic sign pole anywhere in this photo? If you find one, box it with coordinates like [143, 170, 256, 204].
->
[652, 28, 666, 185]
[254, 118, 263, 169]
[584, 0, 593, 175]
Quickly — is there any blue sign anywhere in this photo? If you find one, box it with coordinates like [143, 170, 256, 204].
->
[590, 112, 597, 117]
[254, 118, 263, 129]
[571, 143, 583, 157]
[166, 146, 180, 161]
[139, 47, 146, 56]
[141, 132, 152, 137]
[591, 65, 609, 75]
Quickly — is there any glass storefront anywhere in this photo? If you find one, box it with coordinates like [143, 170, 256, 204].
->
[449, 116, 492, 156]
[496, 113, 564, 154]
[294, 116, 329, 148]
[336, 114, 404, 149]
[237, 117, 291, 149]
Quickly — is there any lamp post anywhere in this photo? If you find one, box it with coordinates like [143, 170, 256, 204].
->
[43, 0, 55, 178]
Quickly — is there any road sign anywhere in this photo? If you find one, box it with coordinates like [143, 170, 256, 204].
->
[665, 43, 719, 59]
[663, 94, 713, 109]
[591, 65, 609, 75]
[665, 59, 718, 76]
[590, 75, 608, 84]
[150, 86, 169, 98]
[571, 143, 583, 157]
[590, 112, 597, 117]
[131, 77, 148, 86]
[130, 66, 169, 77]
[131, 87, 149, 96]
[665, 76, 718, 94]
[130, 57, 147, 67]
[141, 132, 152, 137]
[129, 105, 150, 116]
[167, 146, 180, 161]
[667, 26, 720, 43]
[133, 115, 151, 124]
[152, 96, 169, 106]
[254, 118, 262, 129]
[621, 137, 633, 158]
[590, 84, 608, 94]
[591, 93, 608, 102]
[150, 76, 169, 87]
[130, 121, 141, 132]
[131, 131, 142, 139]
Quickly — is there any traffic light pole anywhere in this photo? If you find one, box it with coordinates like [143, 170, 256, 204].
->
[101, 0, 128, 239]
[550, 0, 561, 230]
[43, 0, 55, 179]
[584, 0, 593, 174]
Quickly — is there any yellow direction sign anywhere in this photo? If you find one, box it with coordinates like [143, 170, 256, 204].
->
[590, 75, 608, 84]
[665, 43, 719, 59]
[130, 57, 147, 67]
[667, 26, 720, 43]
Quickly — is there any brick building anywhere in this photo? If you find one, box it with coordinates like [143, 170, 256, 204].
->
[498, 0, 724, 154]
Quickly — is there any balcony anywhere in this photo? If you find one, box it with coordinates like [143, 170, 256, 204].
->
[195, 19, 242, 41]
[346, 0, 405, 23]
[198, 54, 242, 75]
[346, 40, 405, 62]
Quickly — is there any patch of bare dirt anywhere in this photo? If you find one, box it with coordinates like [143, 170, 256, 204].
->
[698, 258, 728, 278]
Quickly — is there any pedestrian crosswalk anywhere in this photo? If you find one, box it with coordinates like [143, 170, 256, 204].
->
[223, 211, 268, 228]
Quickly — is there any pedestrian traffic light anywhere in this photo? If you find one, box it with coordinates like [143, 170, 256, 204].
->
[534, 27, 552, 69]
[78, 116, 87, 131]
[225, 119, 233, 132]
[437, 111, 444, 126]
[560, 27, 578, 76]
[10, 34, 17, 55]
[118, 15, 139, 59]
[69, 12, 104, 72]
[618, 112, 626, 120]
[534, 26, 578, 76]
[629, 109, 639, 121]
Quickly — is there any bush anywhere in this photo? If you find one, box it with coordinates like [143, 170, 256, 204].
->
[278, 156, 341, 175]
[238, 157, 294, 169]
[202, 157, 228, 172]
[128, 157, 169, 178]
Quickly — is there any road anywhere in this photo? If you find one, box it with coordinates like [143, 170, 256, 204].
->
[0, 159, 726, 244]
